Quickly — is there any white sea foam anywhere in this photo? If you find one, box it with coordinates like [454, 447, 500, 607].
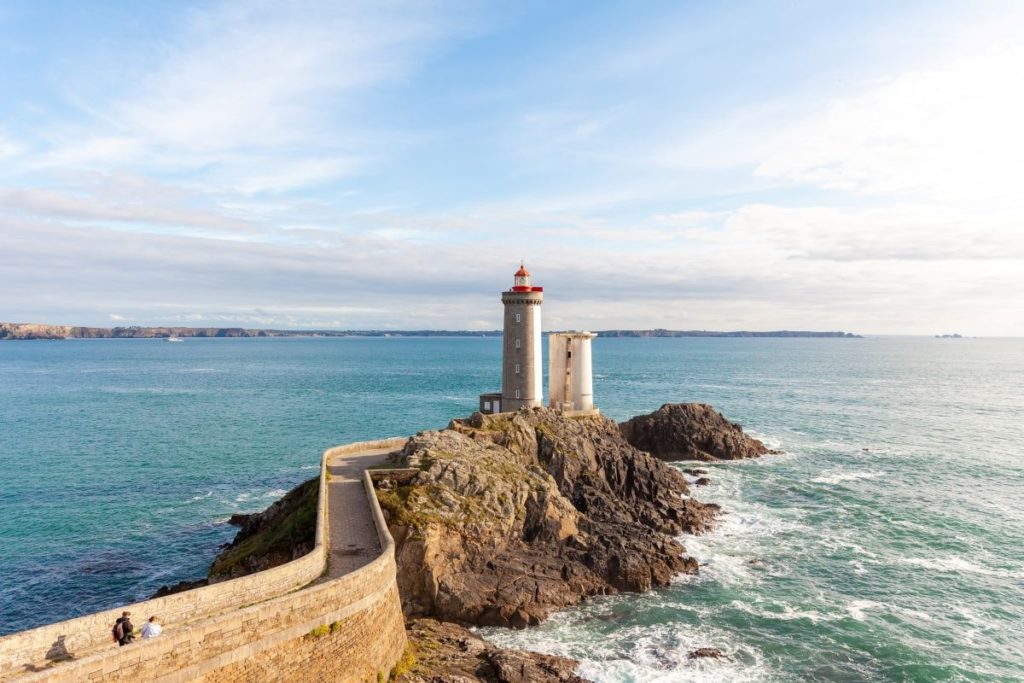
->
[898, 556, 1024, 578]
[189, 490, 213, 501]
[745, 430, 783, 451]
[846, 599, 882, 621]
[481, 617, 770, 683]
[729, 598, 839, 624]
[811, 470, 883, 485]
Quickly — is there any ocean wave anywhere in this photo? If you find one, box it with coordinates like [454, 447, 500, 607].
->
[811, 470, 883, 485]
[745, 431, 783, 451]
[730, 597, 884, 625]
[897, 556, 1024, 578]
[846, 599, 882, 621]
[233, 488, 288, 504]
[678, 509, 796, 587]
[481, 617, 769, 683]
[729, 598, 839, 624]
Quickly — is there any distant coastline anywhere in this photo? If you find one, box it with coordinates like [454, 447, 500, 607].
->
[0, 321, 860, 340]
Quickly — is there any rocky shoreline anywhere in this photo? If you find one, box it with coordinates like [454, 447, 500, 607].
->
[161, 403, 769, 682]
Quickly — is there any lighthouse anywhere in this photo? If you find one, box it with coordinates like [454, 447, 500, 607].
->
[477, 264, 598, 415]
[500, 264, 544, 410]
[479, 264, 544, 414]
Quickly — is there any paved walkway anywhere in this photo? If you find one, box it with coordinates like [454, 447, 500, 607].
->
[324, 446, 397, 578]
[18, 445, 399, 674]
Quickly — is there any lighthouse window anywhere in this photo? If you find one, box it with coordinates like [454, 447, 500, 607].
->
[515, 363, 520, 374]
[515, 313, 521, 323]
[515, 389, 520, 399]
[515, 338, 521, 348]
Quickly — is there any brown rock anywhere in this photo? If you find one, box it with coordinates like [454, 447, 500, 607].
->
[396, 618, 588, 683]
[688, 647, 727, 660]
[619, 403, 773, 461]
[694, 477, 712, 487]
[381, 408, 718, 627]
[208, 477, 318, 582]
[150, 577, 207, 598]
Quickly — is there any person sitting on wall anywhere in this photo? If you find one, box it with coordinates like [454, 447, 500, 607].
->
[141, 615, 162, 639]
[112, 611, 134, 646]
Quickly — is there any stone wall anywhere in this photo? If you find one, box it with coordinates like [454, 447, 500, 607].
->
[0, 438, 408, 682]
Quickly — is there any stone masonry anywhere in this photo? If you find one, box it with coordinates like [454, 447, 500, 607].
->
[0, 438, 408, 682]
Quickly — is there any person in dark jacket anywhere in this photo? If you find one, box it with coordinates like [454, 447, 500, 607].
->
[114, 611, 134, 646]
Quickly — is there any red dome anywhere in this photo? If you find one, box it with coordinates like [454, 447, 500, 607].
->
[515, 264, 531, 277]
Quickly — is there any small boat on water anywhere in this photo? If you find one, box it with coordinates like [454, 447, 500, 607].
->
[166, 336, 184, 342]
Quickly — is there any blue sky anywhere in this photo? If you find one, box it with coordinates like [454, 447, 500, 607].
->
[1, 1, 1022, 334]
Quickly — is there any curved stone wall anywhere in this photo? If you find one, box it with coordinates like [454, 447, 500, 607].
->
[0, 437, 408, 682]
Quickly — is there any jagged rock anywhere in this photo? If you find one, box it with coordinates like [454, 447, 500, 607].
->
[380, 408, 718, 628]
[619, 403, 773, 461]
[208, 477, 318, 581]
[396, 618, 589, 683]
[694, 477, 712, 487]
[688, 647, 727, 660]
[150, 578, 208, 598]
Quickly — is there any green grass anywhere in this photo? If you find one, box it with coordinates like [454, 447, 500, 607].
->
[209, 477, 319, 578]
[389, 642, 417, 681]
[308, 624, 330, 638]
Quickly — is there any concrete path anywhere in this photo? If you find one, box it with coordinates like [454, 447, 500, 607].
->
[324, 446, 397, 578]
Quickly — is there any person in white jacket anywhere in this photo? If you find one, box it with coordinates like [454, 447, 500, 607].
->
[141, 615, 162, 639]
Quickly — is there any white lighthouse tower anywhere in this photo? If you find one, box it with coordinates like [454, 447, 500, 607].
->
[548, 332, 596, 412]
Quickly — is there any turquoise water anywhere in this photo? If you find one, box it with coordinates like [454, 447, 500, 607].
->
[2, 337, 1023, 681]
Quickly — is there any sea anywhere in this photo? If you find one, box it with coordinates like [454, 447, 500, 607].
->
[1, 336, 1022, 681]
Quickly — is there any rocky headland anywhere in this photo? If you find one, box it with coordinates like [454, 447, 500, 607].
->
[163, 403, 770, 682]
[379, 408, 719, 629]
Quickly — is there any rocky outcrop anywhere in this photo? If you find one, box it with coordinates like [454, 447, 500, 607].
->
[396, 618, 588, 683]
[207, 477, 318, 581]
[619, 403, 773, 461]
[376, 408, 718, 628]
[151, 577, 208, 598]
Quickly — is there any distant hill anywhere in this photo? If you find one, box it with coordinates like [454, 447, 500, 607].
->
[0, 323, 502, 340]
[595, 329, 860, 338]
[1, 322, 860, 340]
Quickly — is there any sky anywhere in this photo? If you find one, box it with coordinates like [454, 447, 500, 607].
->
[1, 0, 1022, 335]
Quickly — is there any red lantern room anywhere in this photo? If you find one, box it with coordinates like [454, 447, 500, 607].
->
[511, 263, 543, 292]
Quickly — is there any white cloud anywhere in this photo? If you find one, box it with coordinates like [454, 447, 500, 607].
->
[35, 2, 473, 192]
[0, 131, 21, 161]
[0, 185, 264, 234]
[755, 45, 1024, 204]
